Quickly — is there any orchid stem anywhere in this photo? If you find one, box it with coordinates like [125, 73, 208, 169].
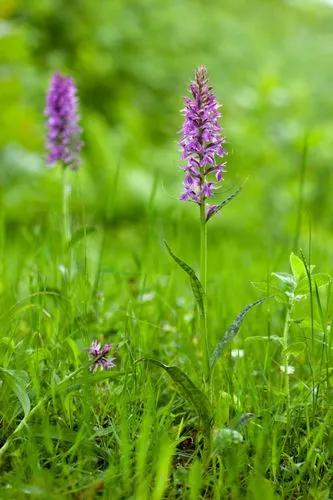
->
[200, 201, 210, 382]
[62, 167, 71, 249]
[283, 300, 293, 410]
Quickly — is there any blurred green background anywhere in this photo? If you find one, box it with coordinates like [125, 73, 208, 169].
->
[2, 3, 333, 495]
[1, 0, 333, 303]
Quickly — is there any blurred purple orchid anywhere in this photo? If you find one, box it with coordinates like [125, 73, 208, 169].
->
[179, 65, 227, 217]
[87, 340, 115, 372]
[45, 72, 82, 170]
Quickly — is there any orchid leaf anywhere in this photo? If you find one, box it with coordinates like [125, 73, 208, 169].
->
[210, 299, 265, 369]
[144, 358, 213, 430]
[164, 241, 205, 318]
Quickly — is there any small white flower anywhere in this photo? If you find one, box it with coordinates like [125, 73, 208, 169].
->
[58, 264, 68, 276]
[138, 291, 155, 303]
[184, 312, 194, 322]
[231, 349, 245, 359]
[280, 365, 295, 375]
[176, 297, 185, 307]
[161, 322, 176, 333]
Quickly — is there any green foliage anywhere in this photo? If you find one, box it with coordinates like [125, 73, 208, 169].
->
[143, 358, 212, 430]
[271, 252, 331, 302]
[67, 225, 98, 248]
[0, 368, 30, 417]
[164, 240, 205, 318]
[1, 0, 333, 497]
[206, 185, 242, 222]
[210, 299, 265, 369]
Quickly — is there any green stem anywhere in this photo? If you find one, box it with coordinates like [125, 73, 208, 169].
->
[62, 167, 71, 248]
[282, 301, 293, 408]
[200, 202, 209, 382]
[200, 203, 207, 292]
[62, 167, 72, 293]
[61, 168, 72, 332]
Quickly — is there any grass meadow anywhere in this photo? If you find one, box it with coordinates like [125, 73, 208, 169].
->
[0, 0, 333, 498]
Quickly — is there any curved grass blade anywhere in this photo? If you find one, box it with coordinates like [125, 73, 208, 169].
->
[206, 185, 242, 222]
[0, 368, 30, 417]
[210, 298, 265, 369]
[144, 358, 213, 429]
[68, 225, 97, 248]
[164, 241, 205, 317]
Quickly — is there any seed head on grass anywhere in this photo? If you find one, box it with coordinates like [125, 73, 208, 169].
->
[45, 72, 82, 170]
[180, 65, 227, 216]
[87, 340, 115, 372]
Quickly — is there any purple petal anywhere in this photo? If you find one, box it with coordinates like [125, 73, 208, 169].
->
[45, 72, 82, 170]
[179, 65, 227, 203]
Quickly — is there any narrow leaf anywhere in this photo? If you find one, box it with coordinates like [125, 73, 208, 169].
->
[0, 368, 31, 417]
[295, 273, 331, 295]
[68, 226, 97, 248]
[144, 358, 212, 429]
[272, 272, 296, 287]
[55, 370, 122, 395]
[164, 241, 205, 317]
[251, 281, 285, 301]
[283, 341, 306, 358]
[206, 186, 242, 222]
[29, 425, 78, 443]
[290, 252, 306, 283]
[245, 335, 283, 345]
[210, 299, 265, 369]
[37, 287, 62, 300]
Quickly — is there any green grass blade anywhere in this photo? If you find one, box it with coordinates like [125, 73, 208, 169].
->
[144, 358, 213, 429]
[68, 225, 97, 248]
[164, 240, 205, 318]
[0, 368, 31, 417]
[210, 299, 265, 369]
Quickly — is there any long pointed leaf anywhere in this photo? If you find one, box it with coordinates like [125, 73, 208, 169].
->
[206, 186, 242, 222]
[144, 358, 212, 429]
[210, 299, 265, 369]
[164, 241, 205, 318]
[0, 368, 31, 417]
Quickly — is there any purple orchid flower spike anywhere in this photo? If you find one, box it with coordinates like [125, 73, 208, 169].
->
[45, 72, 83, 170]
[87, 340, 116, 372]
[179, 65, 227, 217]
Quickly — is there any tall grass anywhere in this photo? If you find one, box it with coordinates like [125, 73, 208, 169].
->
[0, 147, 332, 498]
[1, 0, 333, 498]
